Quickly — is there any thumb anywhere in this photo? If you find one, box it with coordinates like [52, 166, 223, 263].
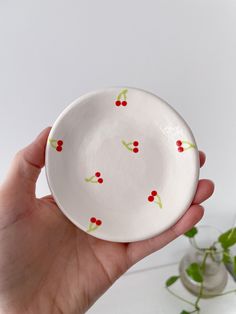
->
[3, 127, 51, 195]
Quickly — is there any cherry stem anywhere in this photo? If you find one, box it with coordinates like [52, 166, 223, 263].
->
[154, 195, 163, 208]
[182, 140, 196, 150]
[85, 176, 98, 183]
[117, 89, 128, 101]
[122, 140, 133, 151]
[49, 139, 57, 149]
[87, 223, 98, 233]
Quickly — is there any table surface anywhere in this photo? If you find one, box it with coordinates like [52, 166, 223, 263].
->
[87, 236, 236, 314]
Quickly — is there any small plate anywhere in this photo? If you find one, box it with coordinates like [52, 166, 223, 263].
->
[45, 87, 199, 242]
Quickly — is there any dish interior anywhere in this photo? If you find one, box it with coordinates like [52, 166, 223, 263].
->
[46, 88, 199, 242]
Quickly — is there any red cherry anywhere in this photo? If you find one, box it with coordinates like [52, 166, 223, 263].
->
[95, 172, 101, 177]
[176, 140, 182, 147]
[116, 100, 121, 106]
[98, 178, 103, 184]
[133, 141, 139, 147]
[148, 195, 154, 202]
[122, 101, 127, 106]
[151, 190, 157, 196]
[178, 147, 184, 152]
[56, 146, 62, 152]
[133, 148, 139, 153]
[90, 217, 96, 223]
[96, 219, 102, 226]
[57, 140, 63, 146]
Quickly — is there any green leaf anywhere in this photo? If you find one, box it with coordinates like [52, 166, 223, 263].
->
[180, 311, 190, 314]
[233, 256, 236, 275]
[222, 249, 232, 264]
[186, 263, 203, 283]
[165, 276, 180, 287]
[184, 227, 198, 238]
[219, 228, 236, 249]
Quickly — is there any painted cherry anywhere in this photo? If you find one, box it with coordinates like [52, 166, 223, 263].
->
[96, 220, 102, 226]
[87, 217, 103, 233]
[122, 140, 140, 153]
[90, 217, 96, 223]
[176, 139, 196, 153]
[148, 190, 163, 208]
[56, 146, 62, 152]
[148, 195, 154, 202]
[85, 171, 104, 184]
[115, 89, 128, 107]
[176, 140, 182, 147]
[49, 138, 64, 152]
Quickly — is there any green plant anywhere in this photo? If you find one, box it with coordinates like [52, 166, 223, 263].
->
[165, 226, 236, 313]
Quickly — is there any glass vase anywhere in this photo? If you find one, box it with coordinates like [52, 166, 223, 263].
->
[179, 225, 228, 297]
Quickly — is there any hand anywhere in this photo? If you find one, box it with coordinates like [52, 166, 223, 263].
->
[0, 128, 214, 314]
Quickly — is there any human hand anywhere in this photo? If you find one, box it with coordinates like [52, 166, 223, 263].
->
[0, 128, 214, 314]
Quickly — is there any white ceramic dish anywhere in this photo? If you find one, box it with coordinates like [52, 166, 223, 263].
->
[45, 87, 199, 242]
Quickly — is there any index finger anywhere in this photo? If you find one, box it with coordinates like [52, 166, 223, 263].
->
[199, 151, 206, 168]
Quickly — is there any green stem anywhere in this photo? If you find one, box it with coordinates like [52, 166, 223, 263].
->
[201, 252, 209, 272]
[87, 223, 93, 232]
[85, 176, 95, 182]
[194, 252, 209, 309]
[117, 89, 128, 101]
[123, 89, 128, 101]
[49, 139, 57, 149]
[207, 289, 236, 298]
[121, 140, 133, 151]
[87, 224, 98, 233]
[182, 140, 196, 150]
[154, 195, 163, 208]
[196, 248, 222, 255]
[194, 282, 203, 310]
[166, 287, 196, 307]
[227, 228, 235, 240]
[184, 145, 195, 151]
[210, 251, 217, 262]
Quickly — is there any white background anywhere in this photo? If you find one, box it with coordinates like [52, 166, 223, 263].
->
[1, 1, 236, 313]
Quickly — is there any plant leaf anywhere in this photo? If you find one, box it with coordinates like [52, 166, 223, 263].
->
[180, 311, 190, 314]
[222, 249, 232, 264]
[233, 256, 236, 275]
[165, 276, 180, 287]
[219, 228, 236, 249]
[186, 263, 203, 283]
[184, 227, 198, 238]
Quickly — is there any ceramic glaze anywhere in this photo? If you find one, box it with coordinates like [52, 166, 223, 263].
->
[45, 87, 199, 242]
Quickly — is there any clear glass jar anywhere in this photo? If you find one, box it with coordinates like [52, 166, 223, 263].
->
[179, 225, 228, 297]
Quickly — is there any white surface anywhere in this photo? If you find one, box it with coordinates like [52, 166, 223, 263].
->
[87, 261, 236, 314]
[1, 0, 236, 312]
[46, 87, 199, 242]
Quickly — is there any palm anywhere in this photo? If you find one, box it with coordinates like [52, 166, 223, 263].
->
[1, 194, 128, 313]
[0, 128, 214, 314]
